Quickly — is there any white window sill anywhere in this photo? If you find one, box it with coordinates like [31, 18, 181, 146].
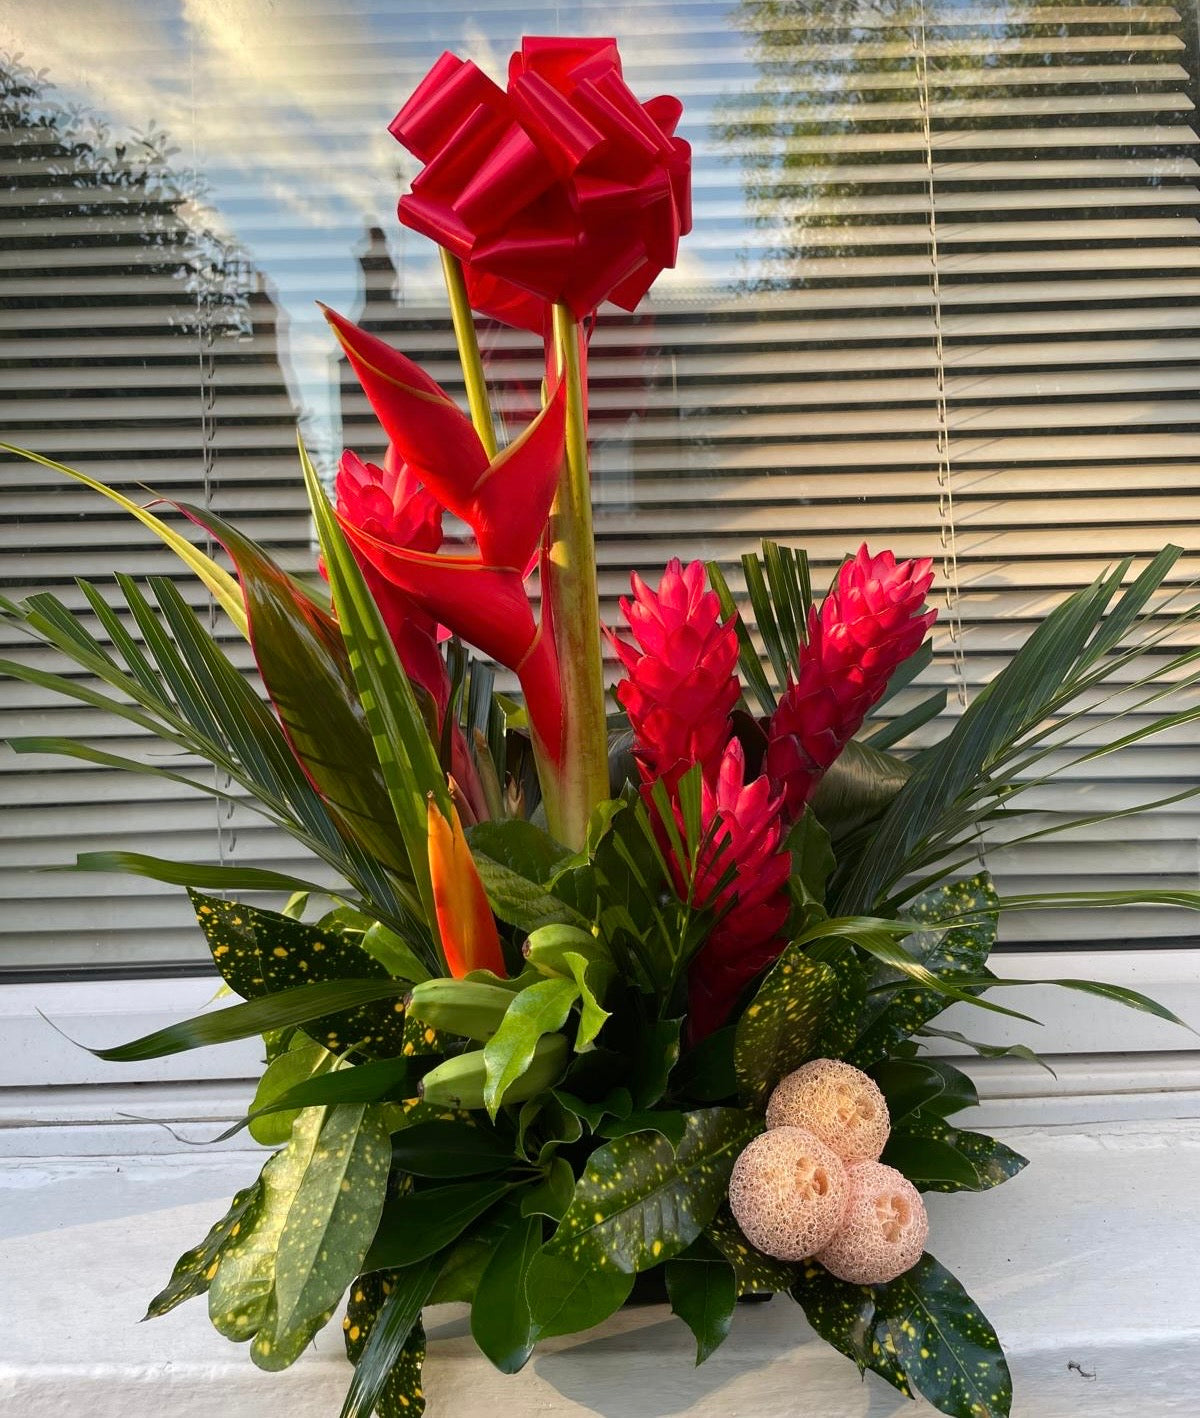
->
[2, 1119, 1199, 1416]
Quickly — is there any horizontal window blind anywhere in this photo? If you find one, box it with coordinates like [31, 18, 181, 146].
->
[3, 0, 1200, 976]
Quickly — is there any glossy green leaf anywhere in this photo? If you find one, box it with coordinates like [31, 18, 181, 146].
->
[917, 1026, 1056, 1077]
[339, 1255, 442, 1418]
[361, 921, 433, 984]
[665, 1236, 738, 1364]
[471, 1213, 543, 1373]
[482, 977, 579, 1119]
[706, 1206, 797, 1296]
[190, 892, 410, 1055]
[553, 1085, 633, 1133]
[468, 819, 571, 884]
[364, 1179, 512, 1271]
[208, 1107, 324, 1341]
[852, 875, 999, 1064]
[631, 1017, 684, 1110]
[884, 1123, 1028, 1194]
[871, 1058, 977, 1127]
[785, 810, 836, 916]
[299, 440, 449, 923]
[734, 948, 839, 1107]
[545, 1108, 757, 1275]
[427, 1217, 507, 1306]
[473, 850, 588, 933]
[218, 1054, 432, 1144]
[253, 1103, 392, 1371]
[520, 1157, 576, 1222]
[390, 1121, 515, 1178]
[144, 1180, 262, 1320]
[83, 977, 410, 1062]
[810, 738, 913, 846]
[343, 1274, 427, 1418]
[248, 1039, 333, 1146]
[515, 1093, 583, 1167]
[674, 1027, 737, 1104]
[790, 1262, 912, 1396]
[525, 1245, 635, 1339]
[599, 1110, 688, 1149]
[558, 950, 612, 1050]
[881, 1255, 1012, 1418]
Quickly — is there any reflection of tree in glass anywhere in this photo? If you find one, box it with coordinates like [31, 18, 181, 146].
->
[712, 1, 1069, 287]
[2, 51, 250, 335]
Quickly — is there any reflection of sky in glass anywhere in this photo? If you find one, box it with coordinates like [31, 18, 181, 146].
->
[2, 1, 747, 459]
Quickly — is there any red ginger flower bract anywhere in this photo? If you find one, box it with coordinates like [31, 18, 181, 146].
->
[767, 546, 936, 818]
[683, 739, 792, 1041]
[610, 558, 740, 795]
[391, 37, 691, 331]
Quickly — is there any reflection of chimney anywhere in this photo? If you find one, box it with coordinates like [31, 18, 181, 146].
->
[359, 225, 398, 328]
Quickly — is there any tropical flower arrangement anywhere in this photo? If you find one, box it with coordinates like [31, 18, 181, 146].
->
[4, 34, 1198, 1418]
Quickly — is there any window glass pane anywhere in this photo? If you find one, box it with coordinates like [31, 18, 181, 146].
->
[3, 0, 1200, 976]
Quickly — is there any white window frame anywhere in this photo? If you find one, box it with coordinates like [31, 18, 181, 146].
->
[4, 946, 1200, 1147]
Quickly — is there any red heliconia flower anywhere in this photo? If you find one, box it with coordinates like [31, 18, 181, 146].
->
[609, 559, 740, 795]
[767, 546, 936, 818]
[331, 449, 488, 822]
[682, 740, 793, 1041]
[324, 307, 566, 763]
[390, 37, 691, 331]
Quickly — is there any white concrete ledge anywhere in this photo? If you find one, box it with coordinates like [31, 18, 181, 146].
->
[3, 1119, 1200, 1415]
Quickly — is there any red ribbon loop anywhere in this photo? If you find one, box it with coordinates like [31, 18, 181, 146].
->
[392, 37, 692, 332]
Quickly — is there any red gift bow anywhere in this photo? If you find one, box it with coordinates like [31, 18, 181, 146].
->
[391, 37, 692, 332]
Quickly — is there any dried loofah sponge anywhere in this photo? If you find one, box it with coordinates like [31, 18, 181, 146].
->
[816, 1160, 929, 1285]
[765, 1058, 890, 1164]
[727, 1126, 849, 1262]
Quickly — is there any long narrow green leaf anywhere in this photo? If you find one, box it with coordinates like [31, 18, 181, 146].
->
[793, 918, 1039, 1025]
[952, 973, 1193, 1033]
[66, 850, 326, 895]
[175, 500, 416, 884]
[214, 1055, 435, 1142]
[1086, 545, 1183, 658]
[0, 655, 172, 739]
[740, 548, 792, 689]
[4, 584, 415, 931]
[77, 579, 164, 698]
[8, 737, 223, 797]
[836, 565, 1135, 910]
[300, 437, 448, 924]
[0, 443, 247, 633]
[864, 688, 947, 751]
[74, 979, 409, 1061]
[707, 560, 775, 713]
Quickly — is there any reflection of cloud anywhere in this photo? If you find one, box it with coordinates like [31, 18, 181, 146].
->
[2, 0, 742, 455]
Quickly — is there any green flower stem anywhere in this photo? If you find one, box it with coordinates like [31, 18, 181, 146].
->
[541, 303, 610, 849]
[439, 249, 497, 458]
